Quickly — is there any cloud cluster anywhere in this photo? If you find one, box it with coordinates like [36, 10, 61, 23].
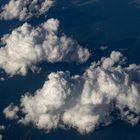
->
[0, 0, 54, 21]
[0, 18, 90, 76]
[4, 51, 140, 134]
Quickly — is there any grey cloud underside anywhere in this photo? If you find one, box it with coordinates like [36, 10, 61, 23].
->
[4, 51, 140, 134]
[0, 0, 54, 21]
[0, 18, 90, 76]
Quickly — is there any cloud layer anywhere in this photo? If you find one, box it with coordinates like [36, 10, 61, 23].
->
[0, 18, 90, 76]
[4, 51, 140, 134]
[0, 0, 54, 21]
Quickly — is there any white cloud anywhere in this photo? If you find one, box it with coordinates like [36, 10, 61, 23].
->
[3, 104, 19, 119]
[0, 0, 54, 21]
[4, 51, 140, 134]
[0, 18, 90, 76]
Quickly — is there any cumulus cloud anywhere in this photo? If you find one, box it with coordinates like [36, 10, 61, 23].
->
[3, 104, 19, 119]
[4, 51, 140, 134]
[0, 18, 90, 76]
[0, 0, 54, 21]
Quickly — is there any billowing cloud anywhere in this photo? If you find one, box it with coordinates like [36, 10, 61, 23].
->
[0, 0, 54, 21]
[4, 51, 140, 134]
[0, 18, 90, 76]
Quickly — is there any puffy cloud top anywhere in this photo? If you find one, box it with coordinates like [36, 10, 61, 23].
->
[0, 0, 54, 21]
[101, 51, 123, 69]
[4, 51, 140, 134]
[0, 18, 90, 76]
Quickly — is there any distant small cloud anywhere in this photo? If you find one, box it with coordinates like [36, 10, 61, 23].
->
[0, 77, 5, 82]
[99, 45, 108, 51]
[3, 104, 19, 120]
[0, 135, 3, 140]
[0, 125, 5, 140]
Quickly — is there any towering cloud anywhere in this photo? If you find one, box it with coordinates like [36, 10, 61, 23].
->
[0, 18, 90, 76]
[0, 0, 54, 21]
[4, 51, 140, 134]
